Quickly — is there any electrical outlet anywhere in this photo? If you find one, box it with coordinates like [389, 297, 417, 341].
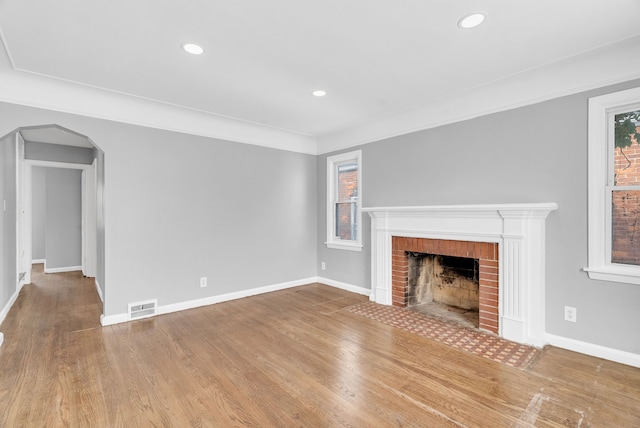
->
[321, 262, 326, 270]
[564, 306, 577, 322]
[200, 277, 207, 288]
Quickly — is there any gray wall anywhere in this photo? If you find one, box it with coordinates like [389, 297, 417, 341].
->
[44, 168, 82, 270]
[0, 133, 17, 318]
[31, 166, 46, 261]
[3, 77, 639, 356]
[25, 141, 95, 165]
[0, 101, 317, 320]
[318, 78, 640, 355]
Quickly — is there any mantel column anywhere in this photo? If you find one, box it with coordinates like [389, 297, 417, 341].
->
[499, 210, 550, 347]
[369, 212, 391, 305]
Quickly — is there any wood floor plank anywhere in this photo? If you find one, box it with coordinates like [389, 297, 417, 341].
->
[1, 266, 639, 427]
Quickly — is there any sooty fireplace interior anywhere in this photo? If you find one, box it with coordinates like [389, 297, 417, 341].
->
[407, 252, 480, 327]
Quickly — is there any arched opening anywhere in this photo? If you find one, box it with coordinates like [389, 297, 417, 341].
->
[4, 124, 105, 319]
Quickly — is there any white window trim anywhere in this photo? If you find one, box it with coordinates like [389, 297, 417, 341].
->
[586, 87, 640, 285]
[326, 150, 363, 252]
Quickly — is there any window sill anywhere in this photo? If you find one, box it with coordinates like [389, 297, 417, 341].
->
[325, 241, 363, 252]
[584, 265, 640, 285]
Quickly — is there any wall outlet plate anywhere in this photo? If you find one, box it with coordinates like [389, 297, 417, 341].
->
[564, 306, 577, 322]
[200, 277, 207, 288]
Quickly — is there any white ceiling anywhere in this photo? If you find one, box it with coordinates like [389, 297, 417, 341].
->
[1, 1, 639, 154]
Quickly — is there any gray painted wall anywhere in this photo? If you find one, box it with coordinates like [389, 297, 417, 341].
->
[318, 78, 640, 355]
[0, 133, 17, 318]
[25, 141, 95, 165]
[0, 101, 317, 320]
[2, 77, 639, 357]
[44, 168, 82, 270]
[31, 166, 46, 261]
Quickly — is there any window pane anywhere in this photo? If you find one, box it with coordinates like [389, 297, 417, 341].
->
[611, 189, 640, 265]
[337, 162, 358, 202]
[335, 202, 357, 240]
[614, 110, 640, 186]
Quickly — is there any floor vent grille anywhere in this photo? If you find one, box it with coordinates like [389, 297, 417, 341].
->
[128, 300, 157, 320]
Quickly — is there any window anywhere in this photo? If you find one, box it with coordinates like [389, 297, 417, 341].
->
[326, 150, 362, 251]
[586, 87, 640, 285]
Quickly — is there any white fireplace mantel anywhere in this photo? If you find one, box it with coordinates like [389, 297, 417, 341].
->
[363, 203, 558, 347]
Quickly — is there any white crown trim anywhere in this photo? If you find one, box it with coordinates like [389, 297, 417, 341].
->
[0, 65, 317, 155]
[2, 35, 639, 156]
[317, 35, 640, 154]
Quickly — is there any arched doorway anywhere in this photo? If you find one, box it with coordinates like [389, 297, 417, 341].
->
[13, 124, 105, 315]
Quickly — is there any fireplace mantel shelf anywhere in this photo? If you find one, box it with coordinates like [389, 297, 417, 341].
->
[363, 203, 558, 217]
[364, 202, 558, 348]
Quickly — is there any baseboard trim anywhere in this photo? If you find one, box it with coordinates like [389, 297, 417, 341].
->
[0, 288, 20, 328]
[0, 332, 4, 348]
[100, 276, 318, 326]
[100, 313, 129, 326]
[317, 277, 371, 296]
[94, 279, 104, 302]
[44, 265, 82, 274]
[32, 259, 45, 264]
[95, 278, 638, 368]
[546, 333, 640, 368]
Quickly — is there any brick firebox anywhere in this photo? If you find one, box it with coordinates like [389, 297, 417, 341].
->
[391, 237, 499, 334]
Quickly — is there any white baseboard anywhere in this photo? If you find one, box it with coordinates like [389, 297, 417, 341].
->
[0, 332, 4, 348]
[32, 259, 45, 264]
[0, 288, 20, 328]
[94, 279, 104, 302]
[100, 276, 319, 326]
[92, 276, 639, 369]
[317, 279, 639, 368]
[44, 265, 82, 274]
[546, 333, 640, 368]
[100, 313, 129, 326]
[316, 276, 371, 296]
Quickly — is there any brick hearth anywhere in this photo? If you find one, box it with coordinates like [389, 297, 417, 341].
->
[391, 237, 499, 334]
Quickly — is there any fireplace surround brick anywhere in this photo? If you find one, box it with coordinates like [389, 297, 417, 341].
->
[391, 236, 499, 334]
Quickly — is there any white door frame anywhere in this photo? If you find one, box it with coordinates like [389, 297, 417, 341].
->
[16, 133, 27, 287]
[82, 159, 97, 278]
[19, 159, 96, 285]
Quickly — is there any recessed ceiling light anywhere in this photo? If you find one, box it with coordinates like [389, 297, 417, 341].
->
[182, 43, 204, 55]
[458, 13, 486, 29]
[312, 90, 327, 97]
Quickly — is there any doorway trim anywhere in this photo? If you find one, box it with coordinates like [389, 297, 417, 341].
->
[20, 159, 97, 287]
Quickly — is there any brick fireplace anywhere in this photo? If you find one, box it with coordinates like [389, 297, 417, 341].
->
[364, 203, 557, 347]
[392, 237, 499, 333]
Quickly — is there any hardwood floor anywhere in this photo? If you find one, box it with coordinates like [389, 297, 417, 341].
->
[1, 266, 639, 427]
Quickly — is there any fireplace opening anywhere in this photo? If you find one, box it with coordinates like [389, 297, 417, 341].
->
[407, 252, 480, 329]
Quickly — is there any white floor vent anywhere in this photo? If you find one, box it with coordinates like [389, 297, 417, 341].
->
[128, 300, 157, 320]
